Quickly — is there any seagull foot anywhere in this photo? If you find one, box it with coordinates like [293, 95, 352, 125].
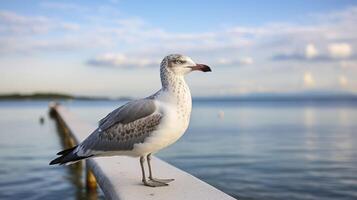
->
[149, 177, 175, 183]
[143, 179, 168, 187]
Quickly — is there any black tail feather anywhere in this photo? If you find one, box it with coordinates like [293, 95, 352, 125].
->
[56, 145, 77, 155]
[49, 155, 66, 165]
[49, 146, 93, 165]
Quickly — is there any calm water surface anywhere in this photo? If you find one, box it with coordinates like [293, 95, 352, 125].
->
[0, 100, 357, 200]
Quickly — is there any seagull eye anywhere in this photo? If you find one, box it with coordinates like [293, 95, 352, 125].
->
[174, 60, 185, 64]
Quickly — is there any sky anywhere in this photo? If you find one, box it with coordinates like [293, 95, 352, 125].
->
[0, 0, 357, 98]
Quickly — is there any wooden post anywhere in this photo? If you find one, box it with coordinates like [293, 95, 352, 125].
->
[50, 102, 97, 191]
[86, 164, 97, 190]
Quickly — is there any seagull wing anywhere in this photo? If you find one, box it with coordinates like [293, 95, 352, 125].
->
[78, 99, 162, 154]
[98, 98, 157, 131]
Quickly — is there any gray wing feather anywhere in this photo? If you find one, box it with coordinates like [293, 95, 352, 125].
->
[80, 99, 162, 153]
[99, 99, 157, 131]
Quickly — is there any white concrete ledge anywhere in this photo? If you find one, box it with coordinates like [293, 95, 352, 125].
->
[50, 104, 236, 200]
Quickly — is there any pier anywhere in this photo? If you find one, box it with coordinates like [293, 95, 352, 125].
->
[49, 103, 236, 200]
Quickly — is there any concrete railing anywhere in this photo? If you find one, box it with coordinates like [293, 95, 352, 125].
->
[49, 103, 236, 200]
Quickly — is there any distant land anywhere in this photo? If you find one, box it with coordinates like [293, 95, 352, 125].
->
[0, 91, 356, 101]
[0, 93, 131, 101]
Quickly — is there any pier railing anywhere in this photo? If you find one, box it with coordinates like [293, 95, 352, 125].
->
[49, 103, 236, 200]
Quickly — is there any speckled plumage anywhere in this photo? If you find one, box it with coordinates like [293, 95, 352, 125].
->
[95, 113, 162, 150]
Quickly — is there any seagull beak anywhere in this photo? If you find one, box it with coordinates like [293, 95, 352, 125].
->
[190, 64, 212, 72]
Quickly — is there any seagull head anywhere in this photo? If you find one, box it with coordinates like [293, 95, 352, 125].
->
[161, 54, 211, 76]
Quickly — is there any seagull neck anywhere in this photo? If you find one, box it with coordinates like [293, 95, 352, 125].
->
[159, 68, 192, 120]
[161, 71, 187, 93]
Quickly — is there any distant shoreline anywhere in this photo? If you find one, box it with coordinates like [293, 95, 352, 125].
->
[0, 93, 131, 101]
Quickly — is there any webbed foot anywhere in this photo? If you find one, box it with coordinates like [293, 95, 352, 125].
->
[142, 179, 169, 187]
[149, 177, 175, 183]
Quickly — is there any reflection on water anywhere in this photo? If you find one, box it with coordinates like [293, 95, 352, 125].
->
[0, 100, 357, 200]
[0, 101, 104, 200]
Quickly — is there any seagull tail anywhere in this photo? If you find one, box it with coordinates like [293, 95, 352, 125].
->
[49, 146, 93, 165]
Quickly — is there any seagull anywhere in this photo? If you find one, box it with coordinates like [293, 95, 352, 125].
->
[50, 54, 211, 187]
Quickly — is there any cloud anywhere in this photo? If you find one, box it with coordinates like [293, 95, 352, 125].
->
[217, 57, 253, 66]
[272, 54, 306, 61]
[305, 44, 319, 59]
[1, 5, 357, 71]
[238, 57, 254, 65]
[61, 23, 81, 31]
[340, 60, 357, 68]
[268, 7, 357, 63]
[0, 10, 80, 34]
[303, 72, 315, 87]
[0, 11, 83, 54]
[116, 18, 147, 29]
[339, 75, 348, 87]
[0, 11, 51, 34]
[273, 43, 354, 62]
[328, 43, 352, 59]
[2, 4, 357, 96]
[87, 53, 160, 68]
[0, 11, 80, 34]
[39, 2, 86, 11]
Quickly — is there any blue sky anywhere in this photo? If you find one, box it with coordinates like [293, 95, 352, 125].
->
[0, 0, 356, 97]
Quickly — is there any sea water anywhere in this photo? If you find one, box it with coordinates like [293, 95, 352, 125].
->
[0, 100, 357, 200]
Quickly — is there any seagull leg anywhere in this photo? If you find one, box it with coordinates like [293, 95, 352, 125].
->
[147, 153, 174, 184]
[140, 156, 168, 187]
